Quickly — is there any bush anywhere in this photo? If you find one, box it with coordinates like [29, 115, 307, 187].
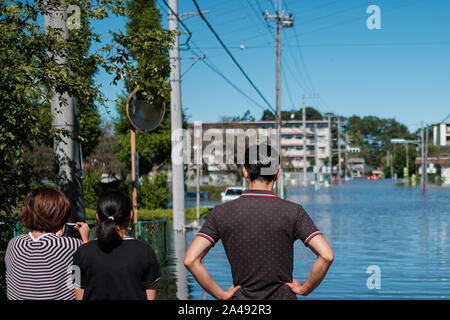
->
[188, 185, 227, 201]
[139, 172, 170, 209]
[85, 206, 213, 221]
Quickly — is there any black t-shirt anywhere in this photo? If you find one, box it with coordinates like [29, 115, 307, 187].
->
[198, 189, 321, 300]
[73, 238, 160, 300]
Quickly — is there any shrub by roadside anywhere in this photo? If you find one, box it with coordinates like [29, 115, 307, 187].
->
[85, 206, 213, 221]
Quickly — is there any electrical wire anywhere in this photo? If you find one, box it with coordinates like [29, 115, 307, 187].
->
[192, 0, 276, 114]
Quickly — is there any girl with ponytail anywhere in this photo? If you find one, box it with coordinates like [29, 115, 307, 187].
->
[72, 190, 161, 300]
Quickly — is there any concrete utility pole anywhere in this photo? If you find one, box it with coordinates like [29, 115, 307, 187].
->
[425, 125, 428, 190]
[168, 0, 185, 231]
[337, 117, 342, 184]
[420, 121, 426, 193]
[405, 142, 409, 180]
[327, 114, 333, 185]
[344, 133, 349, 180]
[314, 123, 319, 191]
[388, 151, 393, 179]
[302, 96, 307, 187]
[44, 2, 85, 222]
[264, 2, 293, 194]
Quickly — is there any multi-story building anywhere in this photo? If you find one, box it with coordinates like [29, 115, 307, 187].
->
[432, 122, 450, 146]
[186, 120, 331, 186]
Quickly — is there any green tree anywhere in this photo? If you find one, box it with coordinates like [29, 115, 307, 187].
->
[221, 109, 255, 122]
[139, 172, 170, 209]
[260, 107, 323, 121]
[344, 115, 412, 170]
[0, 0, 172, 216]
[113, 0, 174, 177]
[19, 0, 102, 184]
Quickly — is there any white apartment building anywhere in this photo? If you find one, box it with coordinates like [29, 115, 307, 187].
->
[186, 120, 331, 186]
[432, 122, 450, 146]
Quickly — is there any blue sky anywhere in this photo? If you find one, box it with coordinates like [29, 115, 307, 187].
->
[92, 0, 450, 132]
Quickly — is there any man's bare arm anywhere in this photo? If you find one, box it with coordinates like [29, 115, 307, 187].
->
[286, 234, 334, 296]
[146, 284, 158, 300]
[74, 287, 84, 300]
[184, 236, 240, 300]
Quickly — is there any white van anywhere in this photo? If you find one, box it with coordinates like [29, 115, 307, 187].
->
[220, 187, 244, 203]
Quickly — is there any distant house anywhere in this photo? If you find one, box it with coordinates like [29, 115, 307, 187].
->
[431, 122, 450, 146]
[415, 153, 450, 185]
[347, 158, 366, 177]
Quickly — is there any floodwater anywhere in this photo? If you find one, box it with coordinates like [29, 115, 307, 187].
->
[165, 179, 450, 300]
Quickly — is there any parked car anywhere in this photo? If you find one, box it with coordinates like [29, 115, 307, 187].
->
[221, 187, 244, 203]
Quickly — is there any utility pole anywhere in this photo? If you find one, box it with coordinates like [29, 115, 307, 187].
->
[275, 14, 281, 196]
[405, 142, 409, 181]
[194, 122, 202, 227]
[420, 121, 426, 193]
[337, 117, 342, 184]
[314, 123, 319, 191]
[344, 133, 349, 180]
[388, 151, 393, 179]
[302, 95, 307, 187]
[264, 2, 293, 194]
[44, 2, 85, 222]
[328, 114, 333, 186]
[425, 124, 428, 190]
[168, 0, 185, 232]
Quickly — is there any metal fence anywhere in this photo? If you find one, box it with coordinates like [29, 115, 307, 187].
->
[132, 220, 168, 267]
[84, 218, 168, 266]
[0, 217, 17, 300]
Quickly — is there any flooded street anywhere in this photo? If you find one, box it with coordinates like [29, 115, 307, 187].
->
[166, 179, 449, 299]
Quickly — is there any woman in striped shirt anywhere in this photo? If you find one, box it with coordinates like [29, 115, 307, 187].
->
[5, 188, 89, 300]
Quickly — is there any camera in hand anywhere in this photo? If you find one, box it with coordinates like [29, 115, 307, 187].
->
[62, 223, 81, 239]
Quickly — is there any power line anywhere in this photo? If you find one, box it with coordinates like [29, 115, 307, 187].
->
[192, 0, 276, 114]
[190, 40, 450, 50]
[190, 46, 267, 114]
[159, 0, 192, 48]
[157, 0, 267, 116]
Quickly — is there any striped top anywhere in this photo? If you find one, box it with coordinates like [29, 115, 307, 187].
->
[5, 233, 83, 300]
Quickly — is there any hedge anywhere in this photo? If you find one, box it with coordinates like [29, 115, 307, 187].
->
[85, 207, 213, 221]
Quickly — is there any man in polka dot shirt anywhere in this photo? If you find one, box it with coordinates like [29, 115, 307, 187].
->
[184, 144, 334, 300]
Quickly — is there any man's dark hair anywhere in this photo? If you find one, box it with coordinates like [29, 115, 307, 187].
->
[244, 144, 280, 183]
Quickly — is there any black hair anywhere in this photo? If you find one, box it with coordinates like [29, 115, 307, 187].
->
[244, 144, 280, 183]
[96, 190, 132, 253]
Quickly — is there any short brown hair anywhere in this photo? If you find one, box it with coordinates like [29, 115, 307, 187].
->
[19, 188, 71, 233]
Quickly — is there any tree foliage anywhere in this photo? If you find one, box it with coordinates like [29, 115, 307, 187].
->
[260, 107, 323, 121]
[113, 0, 174, 176]
[0, 0, 173, 217]
[221, 109, 255, 122]
[343, 115, 417, 174]
[138, 172, 170, 209]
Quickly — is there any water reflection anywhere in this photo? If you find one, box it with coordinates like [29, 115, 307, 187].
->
[167, 180, 449, 299]
[173, 230, 189, 300]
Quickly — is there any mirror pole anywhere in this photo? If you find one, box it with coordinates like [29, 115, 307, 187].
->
[131, 127, 138, 237]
